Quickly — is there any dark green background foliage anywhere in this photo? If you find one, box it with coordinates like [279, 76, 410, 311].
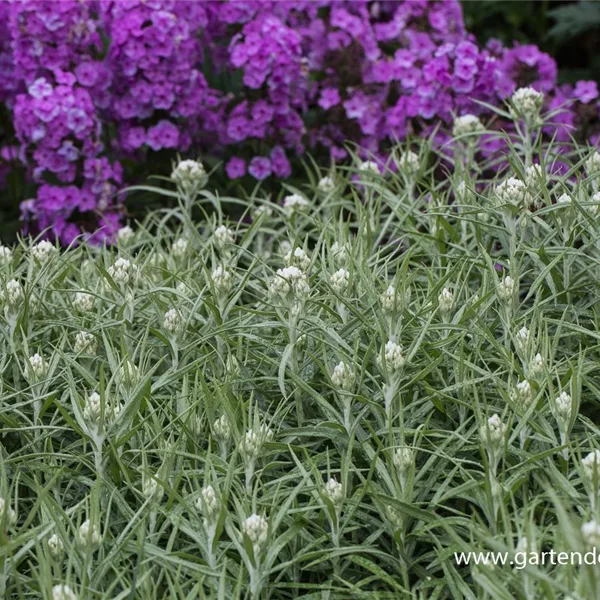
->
[462, 0, 600, 83]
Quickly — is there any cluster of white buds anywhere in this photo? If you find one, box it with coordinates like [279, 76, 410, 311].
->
[318, 175, 335, 192]
[0, 245, 12, 265]
[378, 340, 405, 372]
[196, 485, 220, 525]
[590, 192, 600, 215]
[358, 160, 380, 174]
[515, 325, 531, 354]
[107, 257, 138, 285]
[284, 247, 311, 271]
[211, 266, 233, 295]
[438, 287, 454, 313]
[331, 361, 355, 392]
[213, 225, 235, 252]
[528, 353, 545, 379]
[0, 497, 17, 527]
[582, 520, 600, 547]
[142, 474, 163, 503]
[452, 114, 484, 138]
[555, 391, 573, 423]
[393, 447, 414, 474]
[323, 478, 344, 506]
[582, 450, 600, 481]
[556, 193, 572, 206]
[48, 533, 64, 557]
[83, 392, 102, 424]
[253, 204, 273, 220]
[585, 152, 600, 176]
[329, 268, 350, 294]
[495, 177, 532, 207]
[510, 87, 544, 122]
[28, 353, 47, 379]
[524, 164, 545, 193]
[77, 519, 101, 550]
[31, 239, 56, 263]
[283, 193, 310, 215]
[270, 266, 310, 301]
[242, 514, 269, 553]
[496, 275, 516, 301]
[511, 380, 534, 409]
[240, 424, 273, 458]
[52, 585, 78, 600]
[4, 279, 23, 306]
[171, 159, 208, 194]
[116, 226, 134, 245]
[213, 414, 231, 442]
[74, 331, 97, 355]
[72, 291, 94, 313]
[398, 151, 420, 176]
[330, 241, 348, 266]
[479, 414, 506, 448]
[163, 308, 183, 334]
[171, 237, 189, 258]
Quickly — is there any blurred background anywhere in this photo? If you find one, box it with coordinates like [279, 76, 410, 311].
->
[462, 0, 600, 82]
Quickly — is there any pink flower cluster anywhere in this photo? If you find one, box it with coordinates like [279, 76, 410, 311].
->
[0, 0, 598, 244]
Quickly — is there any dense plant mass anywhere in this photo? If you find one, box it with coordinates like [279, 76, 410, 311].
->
[2, 101, 600, 598]
[1, 0, 600, 243]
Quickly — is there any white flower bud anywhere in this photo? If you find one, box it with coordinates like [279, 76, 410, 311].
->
[211, 266, 233, 295]
[28, 353, 47, 379]
[497, 275, 515, 301]
[589, 191, 600, 215]
[496, 177, 532, 207]
[119, 360, 140, 387]
[239, 426, 272, 458]
[0, 245, 13, 265]
[213, 225, 235, 251]
[582, 450, 600, 481]
[515, 325, 530, 353]
[52, 584, 78, 600]
[284, 247, 310, 271]
[163, 308, 183, 334]
[31, 240, 56, 263]
[142, 474, 163, 503]
[83, 392, 102, 424]
[116, 226, 134, 245]
[556, 193, 572, 206]
[512, 380, 534, 409]
[555, 391, 572, 422]
[74, 331, 97, 355]
[253, 204, 273, 220]
[453, 114, 484, 138]
[585, 152, 600, 176]
[511, 87, 544, 121]
[480, 414, 506, 447]
[528, 353, 545, 378]
[0, 497, 17, 527]
[438, 287, 454, 313]
[398, 151, 420, 176]
[323, 478, 344, 505]
[283, 194, 310, 215]
[358, 160, 380, 174]
[171, 159, 208, 194]
[4, 279, 23, 306]
[331, 361, 355, 392]
[378, 340, 405, 372]
[48, 533, 64, 557]
[213, 415, 231, 441]
[73, 291, 94, 313]
[76, 519, 101, 550]
[107, 257, 138, 285]
[525, 164, 544, 188]
[196, 485, 220, 524]
[241, 514, 268, 552]
[171, 237, 189, 258]
[318, 176, 335, 192]
[582, 520, 600, 547]
[330, 241, 348, 266]
[270, 266, 310, 301]
[329, 268, 350, 294]
[393, 447, 414, 473]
